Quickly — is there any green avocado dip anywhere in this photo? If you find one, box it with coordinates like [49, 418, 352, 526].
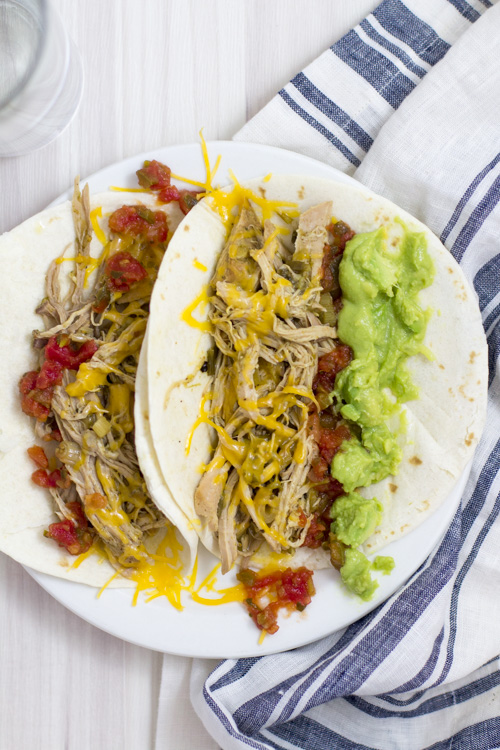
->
[330, 223, 434, 600]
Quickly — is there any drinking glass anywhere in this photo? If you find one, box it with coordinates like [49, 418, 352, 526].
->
[0, 0, 83, 157]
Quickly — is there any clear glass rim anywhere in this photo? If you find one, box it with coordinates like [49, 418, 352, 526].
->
[0, 0, 48, 111]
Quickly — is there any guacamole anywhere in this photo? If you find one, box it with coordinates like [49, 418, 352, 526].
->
[330, 224, 434, 599]
[340, 548, 379, 601]
[340, 549, 395, 601]
[330, 492, 382, 548]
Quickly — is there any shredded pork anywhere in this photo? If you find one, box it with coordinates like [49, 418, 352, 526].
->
[194, 199, 338, 573]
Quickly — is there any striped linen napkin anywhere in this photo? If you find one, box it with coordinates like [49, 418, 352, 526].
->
[183, 0, 500, 748]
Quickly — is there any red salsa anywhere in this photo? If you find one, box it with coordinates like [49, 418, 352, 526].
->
[108, 205, 169, 243]
[28, 443, 91, 554]
[237, 567, 315, 634]
[44, 501, 92, 556]
[136, 159, 172, 190]
[136, 159, 200, 214]
[19, 336, 98, 422]
[104, 251, 148, 292]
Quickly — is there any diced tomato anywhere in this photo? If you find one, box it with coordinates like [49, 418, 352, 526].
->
[279, 568, 315, 604]
[327, 220, 355, 250]
[27, 446, 48, 469]
[20, 394, 50, 421]
[44, 519, 92, 555]
[43, 425, 62, 443]
[244, 570, 281, 592]
[309, 459, 345, 499]
[313, 345, 353, 393]
[308, 411, 350, 501]
[45, 469, 61, 487]
[45, 336, 98, 370]
[158, 185, 181, 204]
[320, 220, 354, 293]
[31, 468, 67, 488]
[136, 160, 172, 190]
[308, 454, 330, 485]
[31, 468, 55, 487]
[108, 205, 141, 234]
[36, 358, 63, 389]
[178, 190, 199, 215]
[30, 386, 54, 408]
[254, 603, 280, 634]
[20, 337, 96, 423]
[298, 509, 328, 549]
[66, 501, 89, 527]
[19, 371, 38, 395]
[44, 499, 92, 555]
[318, 424, 351, 465]
[320, 244, 341, 294]
[317, 345, 353, 376]
[104, 251, 148, 293]
[308, 414, 350, 467]
[238, 567, 315, 634]
[108, 205, 169, 243]
[322, 478, 345, 502]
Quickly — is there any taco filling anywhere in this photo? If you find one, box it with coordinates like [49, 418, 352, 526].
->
[18, 177, 193, 576]
[193, 195, 434, 602]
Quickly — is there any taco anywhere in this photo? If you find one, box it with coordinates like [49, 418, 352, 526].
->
[0, 181, 198, 589]
[142, 174, 488, 601]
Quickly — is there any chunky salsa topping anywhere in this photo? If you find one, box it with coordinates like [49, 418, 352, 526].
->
[27, 445, 49, 468]
[19, 336, 98, 422]
[108, 205, 169, 243]
[104, 251, 148, 292]
[237, 567, 315, 635]
[27, 445, 70, 490]
[136, 159, 200, 214]
[136, 159, 172, 191]
[44, 500, 93, 556]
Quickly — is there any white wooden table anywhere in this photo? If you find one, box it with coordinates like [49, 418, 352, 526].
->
[0, 2, 378, 747]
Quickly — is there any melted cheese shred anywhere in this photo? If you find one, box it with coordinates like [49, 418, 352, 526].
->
[180, 286, 212, 333]
[207, 171, 298, 230]
[193, 258, 207, 272]
[55, 252, 106, 288]
[109, 186, 150, 193]
[171, 130, 222, 193]
[78, 536, 245, 611]
[129, 525, 185, 609]
[90, 207, 107, 246]
[189, 563, 246, 606]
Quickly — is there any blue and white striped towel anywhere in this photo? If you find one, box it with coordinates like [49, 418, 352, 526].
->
[169, 1, 500, 747]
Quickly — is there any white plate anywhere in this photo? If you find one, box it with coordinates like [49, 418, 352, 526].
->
[26, 141, 470, 658]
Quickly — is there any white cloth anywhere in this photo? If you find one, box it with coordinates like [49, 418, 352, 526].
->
[158, 1, 500, 747]
[156, 656, 219, 749]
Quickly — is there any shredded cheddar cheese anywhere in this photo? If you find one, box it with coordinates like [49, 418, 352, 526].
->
[192, 258, 208, 272]
[89, 206, 107, 246]
[180, 286, 212, 332]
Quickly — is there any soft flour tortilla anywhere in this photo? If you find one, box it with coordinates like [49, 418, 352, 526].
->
[144, 174, 488, 567]
[0, 192, 198, 585]
[134, 328, 198, 565]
